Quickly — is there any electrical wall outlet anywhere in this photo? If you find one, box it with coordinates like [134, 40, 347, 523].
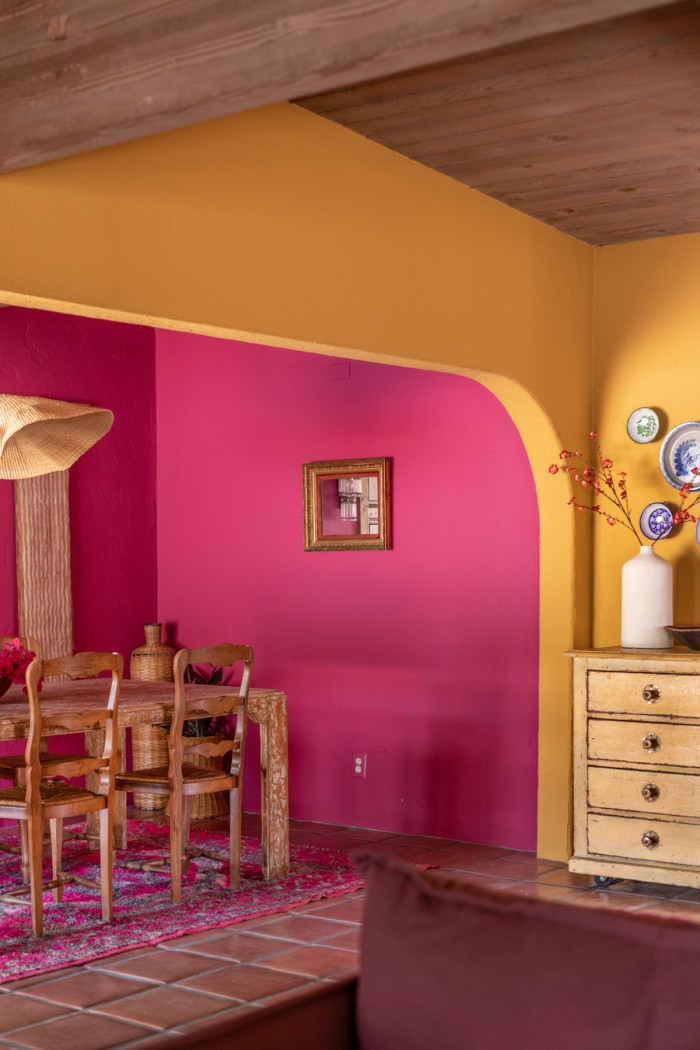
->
[353, 752, 367, 778]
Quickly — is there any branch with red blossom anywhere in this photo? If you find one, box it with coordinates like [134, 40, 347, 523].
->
[672, 473, 700, 525]
[548, 431, 700, 545]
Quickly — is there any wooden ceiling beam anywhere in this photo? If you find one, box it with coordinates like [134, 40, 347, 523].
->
[0, 0, 684, 173]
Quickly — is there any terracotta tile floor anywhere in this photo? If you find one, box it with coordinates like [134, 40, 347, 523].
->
[2, 812, 700, 1048]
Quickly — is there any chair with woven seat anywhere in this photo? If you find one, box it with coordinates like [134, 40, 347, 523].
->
[0, 636, 40, 869]
[115, 643, 253, 902]
[0, 636, 113, 882]
[0, 636, 40, 784]
[0, 635, 95, 789]
[0, 651, 122, 937]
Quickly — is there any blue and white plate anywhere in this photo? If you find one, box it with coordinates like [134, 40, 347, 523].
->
[660, 422, 700, 490]
[627, 407, 660, 443]
[639, 502, 673, 541]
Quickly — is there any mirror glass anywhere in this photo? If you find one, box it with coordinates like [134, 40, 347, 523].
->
[319, 474, 380, 537]
[303, 458, 392, 551]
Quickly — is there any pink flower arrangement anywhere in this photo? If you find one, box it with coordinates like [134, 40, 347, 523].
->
[0, 638, 37, 695]
[548, 431, 700, 545]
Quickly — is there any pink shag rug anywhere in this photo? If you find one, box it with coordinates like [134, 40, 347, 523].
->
[0, 821, 363, 983]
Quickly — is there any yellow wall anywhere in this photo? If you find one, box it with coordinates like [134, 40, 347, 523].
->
[0, 102, 596, 859]
[593, 237, 700, 641]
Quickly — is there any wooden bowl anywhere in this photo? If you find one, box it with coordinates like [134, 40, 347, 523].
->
[664, 626, 700, 650]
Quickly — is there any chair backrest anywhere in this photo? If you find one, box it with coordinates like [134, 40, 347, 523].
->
[24, 652, 123, 806]
[171, 644, 253, 776]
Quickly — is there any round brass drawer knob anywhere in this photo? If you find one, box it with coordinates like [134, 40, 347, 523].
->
[642, 783, 661, 802]
[642, 685, 661, 704]
[642, 733, 661, 752]
[641, 830, 661, 850]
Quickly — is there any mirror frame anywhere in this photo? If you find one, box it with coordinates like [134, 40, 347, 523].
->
[303, 458, 392, 552]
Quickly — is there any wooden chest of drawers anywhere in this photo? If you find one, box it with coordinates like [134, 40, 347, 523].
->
[568, 648, 700, 888]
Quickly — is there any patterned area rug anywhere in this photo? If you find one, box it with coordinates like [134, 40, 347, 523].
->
[0, 821, 363, 984]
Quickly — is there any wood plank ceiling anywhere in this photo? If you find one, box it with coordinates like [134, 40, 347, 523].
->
[297, 1, 700, 246]
[0, 0, 697, 247]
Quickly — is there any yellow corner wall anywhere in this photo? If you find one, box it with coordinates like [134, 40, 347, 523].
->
[0, 102, 596, 859]
[593, 237, 700, 640]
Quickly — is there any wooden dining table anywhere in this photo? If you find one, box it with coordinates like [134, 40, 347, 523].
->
[0, 679, 289, 881]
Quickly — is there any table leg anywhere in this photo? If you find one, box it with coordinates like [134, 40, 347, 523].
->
[250, 694, 289, 881]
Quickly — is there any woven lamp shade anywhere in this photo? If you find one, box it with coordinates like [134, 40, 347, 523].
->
[0, 394, 113, 479]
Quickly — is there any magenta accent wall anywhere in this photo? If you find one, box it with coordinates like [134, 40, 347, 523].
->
[156, 333, 540, 849]
[0, 306, 158, 661]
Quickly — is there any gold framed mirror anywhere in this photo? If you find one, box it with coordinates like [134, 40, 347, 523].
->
[303, 458, 392, 551]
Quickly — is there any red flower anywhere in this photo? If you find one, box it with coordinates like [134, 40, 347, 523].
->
[548, 464, 559, 474]
[0, 639, 36, 694]
[602, 458, 613, 469]
[559, 450, 572, 460]
[588, 431, 598, 439]
[606, 517, 616, 526]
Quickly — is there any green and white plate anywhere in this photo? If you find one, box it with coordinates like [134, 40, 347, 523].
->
[627, 407, 660, 444]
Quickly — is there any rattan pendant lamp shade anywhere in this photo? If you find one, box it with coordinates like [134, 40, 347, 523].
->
[0, 394, 113, 479]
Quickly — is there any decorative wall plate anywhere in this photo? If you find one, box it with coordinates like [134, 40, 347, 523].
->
[627, 407, 660, 443]
[639, 502, 673, 541]
[660, 422, 700, 490]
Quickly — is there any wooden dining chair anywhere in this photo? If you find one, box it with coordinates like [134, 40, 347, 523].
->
[0, 651, 122, 937]
[115, 643, 253, 902]
[0, 636, 40, 865]
[0, 638, 41, 784]
[0, 637, 109, 880]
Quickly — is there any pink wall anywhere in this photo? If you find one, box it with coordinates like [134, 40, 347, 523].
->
[0, 306, 158, 661]
[156, 334, 540, 849]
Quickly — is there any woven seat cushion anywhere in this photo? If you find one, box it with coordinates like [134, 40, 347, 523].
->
[0, 782, 96, 808]
[116, 763, 231, 787]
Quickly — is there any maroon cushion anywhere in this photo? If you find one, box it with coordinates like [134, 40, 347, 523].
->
[354, 851, 700, 1050]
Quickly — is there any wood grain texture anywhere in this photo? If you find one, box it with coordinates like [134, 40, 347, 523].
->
[15, 472, 73, 662]
[587, 670, 700, 718]
[589, 812, 700, 866]
[0, 0, 681, 175]
[588, 766, 700, 819]
[299, 1, 700, 245]
[0, 680, 289, 881]
[588, 718, 700, 766]
[569, 649, 700, 891]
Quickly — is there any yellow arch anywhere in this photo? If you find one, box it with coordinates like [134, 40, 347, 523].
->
[0, 102, 595, 859]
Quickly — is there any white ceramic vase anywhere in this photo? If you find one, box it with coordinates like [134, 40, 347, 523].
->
[621, 544, 673, 649]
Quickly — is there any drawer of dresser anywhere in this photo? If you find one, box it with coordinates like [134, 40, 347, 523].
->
[588, 813, 700, 866]
[588, 719, 700, 767]
[588, 766, 700, 818]
[587, 671, 700, 717]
